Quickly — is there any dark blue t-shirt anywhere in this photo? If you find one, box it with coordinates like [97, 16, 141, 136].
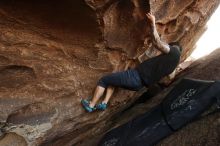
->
[136, 46, 181, 86]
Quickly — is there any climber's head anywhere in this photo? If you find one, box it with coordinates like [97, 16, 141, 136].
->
[169, 42, 183, 53]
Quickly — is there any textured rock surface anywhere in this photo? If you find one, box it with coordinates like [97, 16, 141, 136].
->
[0, 0, 219, 146]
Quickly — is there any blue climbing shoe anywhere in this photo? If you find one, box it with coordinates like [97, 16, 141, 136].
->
[96, 102, 107, 110]
[81, 99, 96, 112]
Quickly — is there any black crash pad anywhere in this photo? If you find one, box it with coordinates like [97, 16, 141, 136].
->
[99, 78, 220, 146]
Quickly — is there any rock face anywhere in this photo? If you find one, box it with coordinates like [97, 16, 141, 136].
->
[0, 0, 219, 146]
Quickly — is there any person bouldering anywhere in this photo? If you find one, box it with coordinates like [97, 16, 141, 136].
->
[81, 13, 182, 112]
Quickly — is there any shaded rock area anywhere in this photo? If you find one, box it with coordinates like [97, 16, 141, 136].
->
[0, 133, 27, 146]
[0, 0, 219, 146]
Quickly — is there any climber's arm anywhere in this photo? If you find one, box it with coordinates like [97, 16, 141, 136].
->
[146, 13, 170, 54]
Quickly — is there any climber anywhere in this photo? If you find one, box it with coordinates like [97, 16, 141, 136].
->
[81, 13, 182, 112]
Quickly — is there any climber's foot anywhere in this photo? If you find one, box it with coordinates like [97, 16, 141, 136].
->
[81, 99, 96, 112]
[96, 102, 107, 110]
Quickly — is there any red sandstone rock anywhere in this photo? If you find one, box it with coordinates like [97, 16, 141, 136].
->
[0, 0, 219, 145]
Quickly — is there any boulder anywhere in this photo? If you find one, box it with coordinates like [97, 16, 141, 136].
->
[0, 0, 219, 145]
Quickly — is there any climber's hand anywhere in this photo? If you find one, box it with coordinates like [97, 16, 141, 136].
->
[146, 13, 155, 25]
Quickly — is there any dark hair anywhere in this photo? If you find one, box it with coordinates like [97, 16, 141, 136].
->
[169, 42, 183, 52]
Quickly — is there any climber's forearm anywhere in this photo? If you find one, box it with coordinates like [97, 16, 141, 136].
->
[151, 23, 170, 54]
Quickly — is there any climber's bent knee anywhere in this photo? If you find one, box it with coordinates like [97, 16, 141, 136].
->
[97, 69, 144, 91]
[97, 77, 108, 89]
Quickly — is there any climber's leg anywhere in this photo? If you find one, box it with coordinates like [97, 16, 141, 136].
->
[97, 69, 144, 91]
[103, 86, 115, 104]
[96, 69, 144, 110]
[82, 69, 144, 112]
[95, 86, 115, 110]
[81, 85, 106, 112]
[89, 86, 106, 108]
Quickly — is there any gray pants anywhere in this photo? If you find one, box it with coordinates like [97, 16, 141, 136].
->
[97, 69, 145, 91]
